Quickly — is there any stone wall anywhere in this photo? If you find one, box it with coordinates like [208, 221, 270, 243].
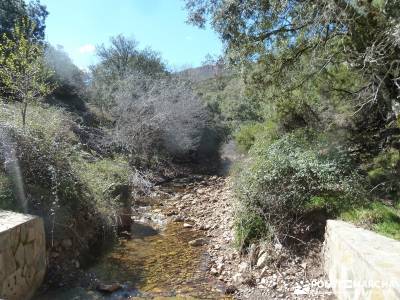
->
[323, 220, 400, 300]
[0, 210, 46, 300]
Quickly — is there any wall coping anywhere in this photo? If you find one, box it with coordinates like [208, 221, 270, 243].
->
[0, 210, 46, 300]
[324, 220, 400, 299]
[0, 210, 36, 232]
[326, 220, 400, 282]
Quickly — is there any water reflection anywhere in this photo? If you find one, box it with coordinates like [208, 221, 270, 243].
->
[129, 222, 159, 239]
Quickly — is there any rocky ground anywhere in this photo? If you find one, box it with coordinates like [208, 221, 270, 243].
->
[158, 175, 334, 299]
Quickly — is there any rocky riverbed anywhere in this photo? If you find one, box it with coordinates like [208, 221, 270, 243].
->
[35, 174, 333, 299]
[158, 175, 334, 299]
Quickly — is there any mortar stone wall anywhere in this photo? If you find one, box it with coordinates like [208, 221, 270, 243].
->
[0, 210, 46, 300]
[324, 220, 400, 300]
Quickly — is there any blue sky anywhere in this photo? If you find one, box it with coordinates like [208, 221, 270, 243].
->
[40, 0, 223, 70]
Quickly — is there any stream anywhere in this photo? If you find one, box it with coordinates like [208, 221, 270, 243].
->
[34, 178, 230, 300]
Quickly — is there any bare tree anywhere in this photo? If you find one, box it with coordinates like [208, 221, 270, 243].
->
[112, 73, 210, 165]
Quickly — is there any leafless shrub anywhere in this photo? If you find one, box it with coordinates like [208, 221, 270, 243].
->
[129, 168, 153, 198]
[112, 73, 212, 165]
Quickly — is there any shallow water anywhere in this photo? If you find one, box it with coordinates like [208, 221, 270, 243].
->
[90, 222, 226, 298]
[35, 182, 230, 299]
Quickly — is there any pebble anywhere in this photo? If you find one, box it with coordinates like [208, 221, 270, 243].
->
[238, 261, 249, 273]
[188, 238, 208, 247]
[181, 194, 191, 201]
[232, 273, 243, 283]
[210, 267, 219, 275]
[199, 224, 209, 230]
[172, 216, 184, 222]
[224, 285, 238, 295]
[165, 210, 177, 216]
[256, 252, 269, 268]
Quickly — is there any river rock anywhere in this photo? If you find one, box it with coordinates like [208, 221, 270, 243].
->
[256, 252, 269, 269]
[97, 283, 122, 293]
[210, 267, 219, 275]
[242, 275, 257, 287]
[232, 272, 243, 283]
[120, 231, 131, 239]
[224, 285, 238, 295]
[196, 188, 207, 195]
[173, 216, 184, 222]
[199, 224, 210, 230]
[274, 243, 283, 251]
[188, 238, 208, 247]
[181, 194, 191, 201]
[238, 261, 249, 273]
[183, 223, 193, 228]
[165, 210, 177, 216]
[216, 262, 224, 273]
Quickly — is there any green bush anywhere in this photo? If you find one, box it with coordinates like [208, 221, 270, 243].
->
[71, 155, 131, 214]
[0, 103, 131, 254]
[367, 148, 400, 199]
[234, 207, 272, 250]
[0, 172, 18, 211]
[234, 120, 278, 152]
[307, 195, 400, 241]
[234, 123, 264, 152]
[340, 202, 400, 240]
[234, 130, 366, 247]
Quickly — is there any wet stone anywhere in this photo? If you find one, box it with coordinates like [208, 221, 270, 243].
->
[97, 283, 122, 293]
[188, 238, 208, 247]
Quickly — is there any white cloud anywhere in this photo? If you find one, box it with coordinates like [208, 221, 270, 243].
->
[78, 44, 96, 54]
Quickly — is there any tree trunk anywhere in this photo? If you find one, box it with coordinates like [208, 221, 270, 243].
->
[21, 102, 28, 128]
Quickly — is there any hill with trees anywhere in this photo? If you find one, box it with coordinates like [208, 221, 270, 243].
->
[185, 0, 400, 246]
[1, 0, 400, 296]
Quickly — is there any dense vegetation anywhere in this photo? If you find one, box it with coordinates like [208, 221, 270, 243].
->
[186, 0, 400, 247]
[1, 0, 400, 282]
[0, 0, 223, 281]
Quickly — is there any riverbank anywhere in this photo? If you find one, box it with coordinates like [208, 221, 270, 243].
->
[35, 174, 333, 299]
[34, 175, 230, 299]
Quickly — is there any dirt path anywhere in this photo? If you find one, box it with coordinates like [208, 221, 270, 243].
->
[159, 175, 333, 299]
